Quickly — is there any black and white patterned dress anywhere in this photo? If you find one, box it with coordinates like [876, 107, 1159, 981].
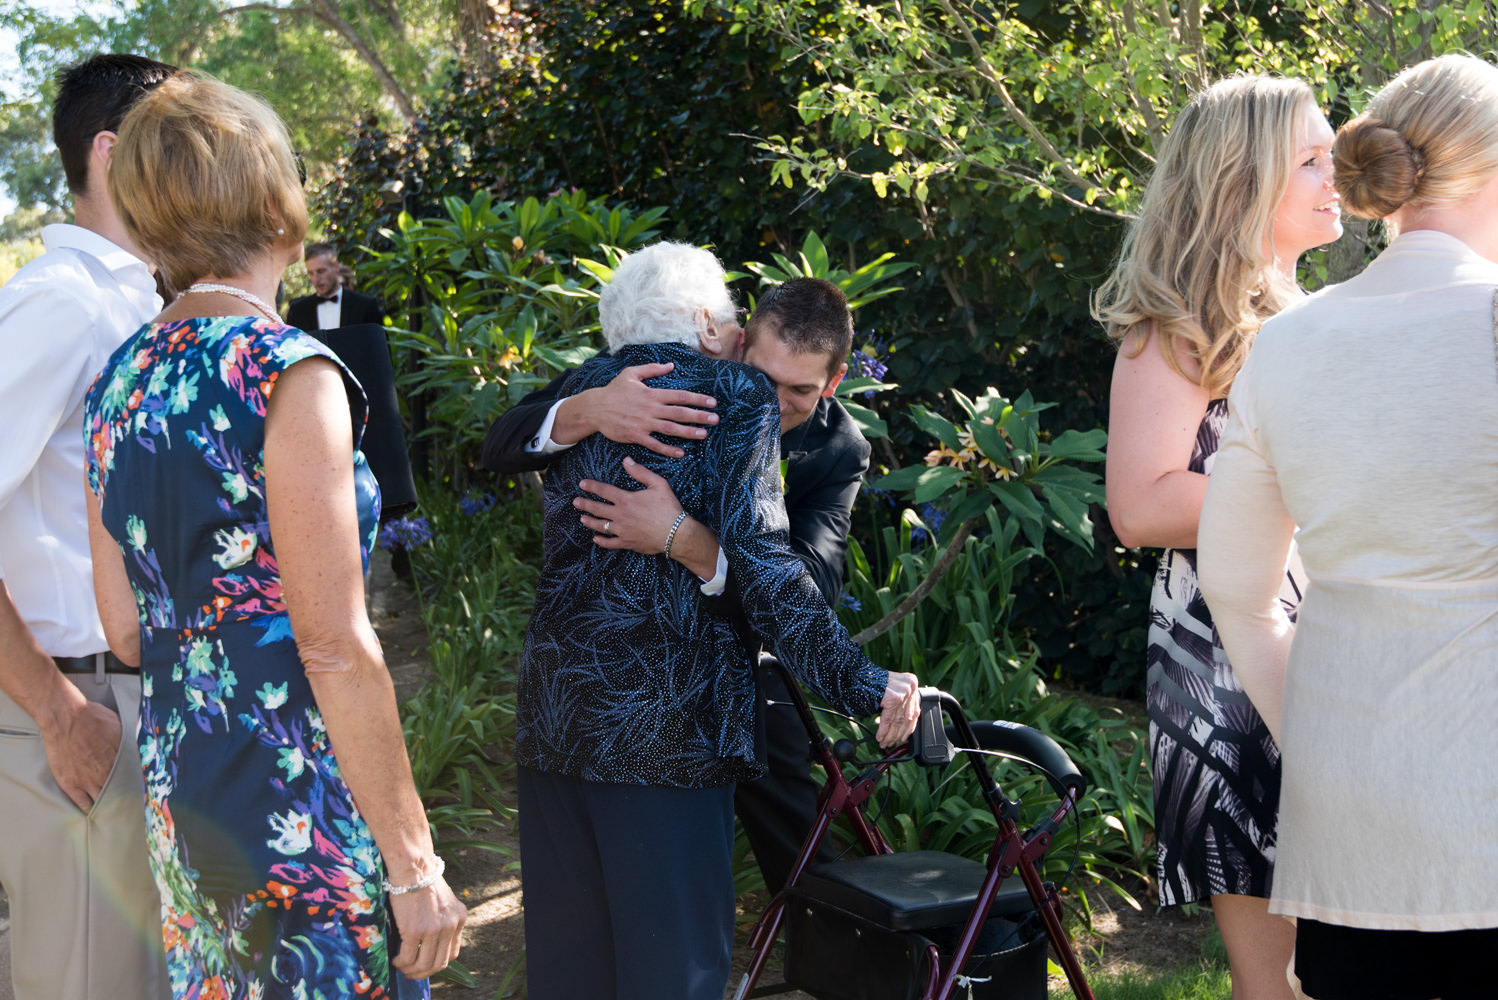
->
[1147, 398, 1301, 905]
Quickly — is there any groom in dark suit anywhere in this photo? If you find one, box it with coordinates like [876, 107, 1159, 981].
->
[482, 277, 869, 893]
[286, 242, 384, 331]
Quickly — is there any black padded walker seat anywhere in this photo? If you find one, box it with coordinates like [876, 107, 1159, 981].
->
[790, 851, 1038, 932]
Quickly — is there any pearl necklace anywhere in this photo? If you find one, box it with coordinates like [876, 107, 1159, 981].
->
[183, 282, 282, 323]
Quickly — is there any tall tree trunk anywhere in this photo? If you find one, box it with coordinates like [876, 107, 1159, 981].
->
[307, 0, 416, 121]
[223, 1, 417, 121]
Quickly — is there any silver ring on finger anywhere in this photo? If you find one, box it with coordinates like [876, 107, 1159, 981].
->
[603, 520, 612, 534]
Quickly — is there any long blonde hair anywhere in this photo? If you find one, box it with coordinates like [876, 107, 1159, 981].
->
[1093, 76, 1314, 399]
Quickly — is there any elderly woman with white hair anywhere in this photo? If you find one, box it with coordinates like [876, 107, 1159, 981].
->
[515, 241, 920, 1000]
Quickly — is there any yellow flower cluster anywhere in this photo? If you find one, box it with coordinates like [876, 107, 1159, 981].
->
[922, 426, 1016, 480]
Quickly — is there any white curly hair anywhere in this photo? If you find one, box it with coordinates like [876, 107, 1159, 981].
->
[598, 241, 737, 352]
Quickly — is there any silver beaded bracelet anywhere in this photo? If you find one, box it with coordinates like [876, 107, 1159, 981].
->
[663, 511, 689, 561]
[382, 855, 446, 896]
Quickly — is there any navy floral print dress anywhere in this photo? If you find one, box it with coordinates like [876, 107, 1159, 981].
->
[83, 316, 425, 1000]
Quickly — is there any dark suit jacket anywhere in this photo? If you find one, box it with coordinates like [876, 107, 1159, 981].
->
[515, 343, 885, 788]
[286, 288, 384, 332]
[307, 323, 418, 519]
[481, 371, 870, 605]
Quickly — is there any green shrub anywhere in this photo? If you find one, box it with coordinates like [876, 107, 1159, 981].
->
[361, 189, 669, 484]
[396, 486, 543, 850]
[832, 506, 1153, 903]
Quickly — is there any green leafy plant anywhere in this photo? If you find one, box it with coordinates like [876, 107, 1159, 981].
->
[845, 386, 1105, 652]
[826, 506, 1153, 905]
[733, 229, 918, 311]
[361, 189, 669, 483]
[397, 487, 543, 850]
[878, 387, 1106, 553]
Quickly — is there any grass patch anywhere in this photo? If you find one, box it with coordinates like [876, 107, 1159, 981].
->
[1054, 927, 1229, 1000]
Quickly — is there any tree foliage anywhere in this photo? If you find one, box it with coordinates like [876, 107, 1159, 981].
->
[359, 189, 670, 481]
[689, 0, 1498, 220]
[315, 1, 886, 269]
[0, 0, 489, 213]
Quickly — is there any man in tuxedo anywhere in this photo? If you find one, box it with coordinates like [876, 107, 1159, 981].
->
[285, 241, 384, 331]
[482, 277, 869, 893]
[287, 242, 414, 516]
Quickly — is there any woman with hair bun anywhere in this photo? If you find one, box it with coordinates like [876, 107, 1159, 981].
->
[84, 71, 464, 997]
[1097, 75, 1342, 999]
[1199, 53, 1498, 999]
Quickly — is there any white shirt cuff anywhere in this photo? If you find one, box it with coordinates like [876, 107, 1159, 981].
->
[698, 546, 728, 596]
[525, 399, 573, 455]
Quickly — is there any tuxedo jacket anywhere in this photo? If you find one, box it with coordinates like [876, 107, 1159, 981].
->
[514, 343, 885, 787]
[286, 288, 384, 332]
[307, 323, 417, 518]
[481, 369, 870, 605]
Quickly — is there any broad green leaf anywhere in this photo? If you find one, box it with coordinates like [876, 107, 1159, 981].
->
[1045, 427, 1108, 463]
[873, 464, 968, 502]
[908, 406, 963, 451]
[838, 398, 888, 439]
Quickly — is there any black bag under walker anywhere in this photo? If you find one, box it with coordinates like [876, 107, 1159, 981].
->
[732, 665, 1095, 1000]
[781, 851, 1050, 1000]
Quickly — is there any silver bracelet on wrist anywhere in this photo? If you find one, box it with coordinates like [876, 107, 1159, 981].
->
[382, 855, 445, 896]
[663, 511, 689, 561]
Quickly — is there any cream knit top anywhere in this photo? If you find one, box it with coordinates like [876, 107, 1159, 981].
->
[1198, 229, 1498, 930]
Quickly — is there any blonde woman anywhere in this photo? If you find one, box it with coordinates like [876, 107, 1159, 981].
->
[84, 72, 464, 997]
[1200, 54, 1498, 999]
[1096, 76, 1341, 998]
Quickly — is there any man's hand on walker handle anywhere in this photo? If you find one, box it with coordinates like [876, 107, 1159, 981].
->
[876, 671, 921, 747]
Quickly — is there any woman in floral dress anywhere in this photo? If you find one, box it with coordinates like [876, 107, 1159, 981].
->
[82, 71, 464, 999]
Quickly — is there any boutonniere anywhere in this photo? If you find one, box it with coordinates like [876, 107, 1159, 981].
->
[779, 459, 789, 495]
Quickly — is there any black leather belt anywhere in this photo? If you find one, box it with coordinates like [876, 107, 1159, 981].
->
[53, 652, 133, 675]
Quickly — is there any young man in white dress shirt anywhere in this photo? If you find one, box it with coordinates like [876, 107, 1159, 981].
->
[0, 53, 174, 1000]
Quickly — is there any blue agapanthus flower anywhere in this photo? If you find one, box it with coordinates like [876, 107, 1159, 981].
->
[377, 515, 433, 551]
[919, 502, 947, 535]
[839, 592, 863, 613]
[856, 483, 896, 513]
[459, 491, 496, 516]
[847, 336, 891, 399]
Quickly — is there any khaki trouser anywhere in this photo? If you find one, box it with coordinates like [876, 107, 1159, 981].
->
[0, 669, 168, 1000]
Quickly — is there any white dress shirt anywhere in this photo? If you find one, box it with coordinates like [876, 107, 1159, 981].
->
[529, 398, 728, 593]
[316, 289, 342, 331]
[0, 224, 161, 656]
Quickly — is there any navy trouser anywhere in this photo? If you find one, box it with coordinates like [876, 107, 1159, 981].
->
[518, 767, 736, 1000]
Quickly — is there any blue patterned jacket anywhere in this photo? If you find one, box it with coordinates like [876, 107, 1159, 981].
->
[514, 342, 889, 788]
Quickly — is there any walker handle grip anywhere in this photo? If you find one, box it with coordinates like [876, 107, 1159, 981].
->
[953, 720, 1088, 797]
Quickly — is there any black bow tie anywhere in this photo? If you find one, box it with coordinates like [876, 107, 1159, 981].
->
[316, 293, 339, 304]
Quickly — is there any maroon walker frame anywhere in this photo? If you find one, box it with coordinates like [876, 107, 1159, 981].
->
[733, 660, 1096, 1000]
